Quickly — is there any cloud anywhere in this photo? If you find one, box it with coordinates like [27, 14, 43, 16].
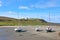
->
[0, 4, 2, 7]
[0, 1, 2, 7]
[31, 0, 60, 8]
[19, 6, 30, 10]
[0, 11, 17, 14]
[19, 0, 60, 9]
[0, 11, 19, 18]
[7, 11, 14, 14]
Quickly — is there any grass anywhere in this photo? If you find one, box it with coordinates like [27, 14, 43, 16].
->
[0, 20, 48, 26]
[0, 16, 55, 26]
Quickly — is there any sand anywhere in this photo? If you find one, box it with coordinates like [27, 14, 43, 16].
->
[0, 26, 60, 40]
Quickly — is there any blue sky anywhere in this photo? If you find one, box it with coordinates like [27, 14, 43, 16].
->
[0, 0, 60, 23]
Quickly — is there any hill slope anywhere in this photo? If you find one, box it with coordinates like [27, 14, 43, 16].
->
[0, 16, 59, 26]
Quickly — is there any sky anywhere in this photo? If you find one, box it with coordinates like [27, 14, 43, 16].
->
[0, 0, 60, 23]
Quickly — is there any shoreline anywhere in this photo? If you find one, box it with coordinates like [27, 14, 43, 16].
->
[0, 25, 58, 27]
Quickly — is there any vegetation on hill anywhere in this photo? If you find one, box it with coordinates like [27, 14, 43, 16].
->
[0, 16, 59, 26]
[0, 16, 49, 26]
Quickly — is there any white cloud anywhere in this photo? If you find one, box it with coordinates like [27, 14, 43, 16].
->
[32, 0, 58, 9]
[19, 6, 30, 10]
[0, 11, 17, 14]
[18, 0, 60, 9]
[0, 4, 2, 7]
[0, 1, 2, 3]
[0, 1, 2, 7]
[0, 11, 19, 18]
[7, 11, 13, 14]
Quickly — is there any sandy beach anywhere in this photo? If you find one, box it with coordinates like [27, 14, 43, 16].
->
[0, 26, 60, 40]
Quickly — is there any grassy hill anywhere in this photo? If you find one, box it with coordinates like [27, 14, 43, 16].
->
[0, 16, 59, 26]
[19, 18, 48, 26]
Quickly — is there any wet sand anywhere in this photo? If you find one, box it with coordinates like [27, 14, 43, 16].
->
[0, 26, 60, 40]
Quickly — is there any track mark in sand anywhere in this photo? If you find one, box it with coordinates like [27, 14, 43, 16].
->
[30, 33, 38, 36]
[19, 34, 23, 36]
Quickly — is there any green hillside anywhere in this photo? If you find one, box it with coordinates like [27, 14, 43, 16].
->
[0, 16, 57, 26]
[19, 18, 48, 26]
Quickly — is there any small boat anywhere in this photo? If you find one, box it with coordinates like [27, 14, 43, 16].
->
[35, 27, 42, 32]
[14, 27, 27, 32]
[46, 27, 55, 32]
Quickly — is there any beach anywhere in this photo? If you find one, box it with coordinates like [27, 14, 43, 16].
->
[0, 26, 60, 40]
